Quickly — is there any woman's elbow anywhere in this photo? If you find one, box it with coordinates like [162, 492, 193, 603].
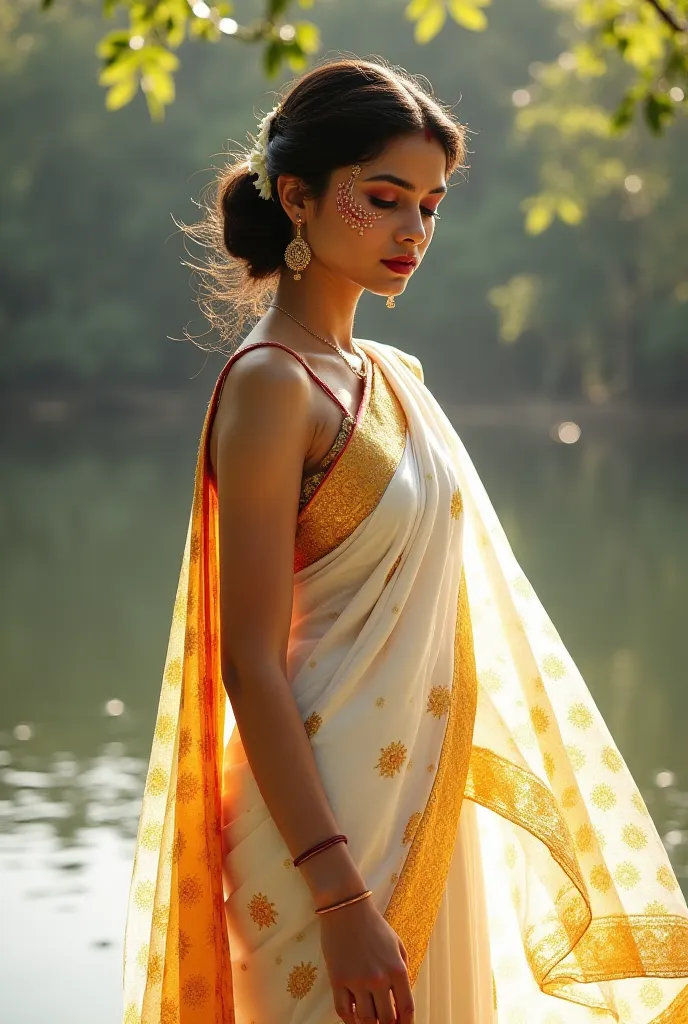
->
[220, 641, 284, 699]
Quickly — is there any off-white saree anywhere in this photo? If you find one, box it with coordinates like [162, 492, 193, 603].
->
[122, 338, 688, 1024]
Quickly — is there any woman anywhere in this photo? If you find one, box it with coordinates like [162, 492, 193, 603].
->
[122, 58, 688, 1024]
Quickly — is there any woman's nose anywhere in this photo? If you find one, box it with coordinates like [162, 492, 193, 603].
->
[395, 213, 427, 246]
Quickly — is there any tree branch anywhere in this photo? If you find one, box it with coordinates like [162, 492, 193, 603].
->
[645, 0, 687, 34]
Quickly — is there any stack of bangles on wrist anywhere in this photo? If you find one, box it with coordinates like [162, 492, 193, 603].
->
[292, 834, 373, 916]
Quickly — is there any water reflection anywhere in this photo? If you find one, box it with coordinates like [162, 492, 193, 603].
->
[0, 416, 686, 1022]
[0, 744, 144, 844]
[0, 417, 202, 1023]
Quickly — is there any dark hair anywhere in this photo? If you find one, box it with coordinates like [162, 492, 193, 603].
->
[176, 56, 470, 349]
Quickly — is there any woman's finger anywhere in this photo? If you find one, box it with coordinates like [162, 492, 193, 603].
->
[333, 987, 357, 1023]
[391, 969, 415, 1024]
[371, 980, 398, 1024]
[351, 988, 377, 1024]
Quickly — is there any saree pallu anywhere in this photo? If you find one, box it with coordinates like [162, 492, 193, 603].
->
[122, 339, 688, 1024]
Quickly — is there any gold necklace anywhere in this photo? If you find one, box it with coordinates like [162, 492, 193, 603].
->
[268, 303, 367, 379]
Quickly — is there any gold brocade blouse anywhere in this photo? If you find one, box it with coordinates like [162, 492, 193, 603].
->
[298, 411, 355, 512]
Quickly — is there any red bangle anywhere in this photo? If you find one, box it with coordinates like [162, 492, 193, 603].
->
[293, 834, 348, 867]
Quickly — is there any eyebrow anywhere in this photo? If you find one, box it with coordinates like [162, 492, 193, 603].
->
[362, 173, 447, 195]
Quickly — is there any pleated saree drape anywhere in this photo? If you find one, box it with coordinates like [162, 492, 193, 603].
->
[123, 339, 688, 1024]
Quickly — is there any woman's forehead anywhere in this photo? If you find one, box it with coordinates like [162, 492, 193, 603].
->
[363, 135, 448, 191]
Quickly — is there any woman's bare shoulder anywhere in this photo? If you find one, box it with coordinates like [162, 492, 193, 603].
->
[209, 341, 313, 477]
[217, 340, 313, 415]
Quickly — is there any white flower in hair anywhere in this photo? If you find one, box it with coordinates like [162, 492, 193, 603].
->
[247, 104, 281, 200]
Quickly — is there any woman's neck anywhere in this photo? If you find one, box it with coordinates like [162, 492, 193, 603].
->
[268, 262, 364, 355]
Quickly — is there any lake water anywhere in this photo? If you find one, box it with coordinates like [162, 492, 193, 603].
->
[1, 412, 686, 1024]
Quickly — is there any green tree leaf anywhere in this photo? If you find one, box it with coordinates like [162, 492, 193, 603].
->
[447, 0, 489, 32]
[98, 55, 141, 87]
[105, 75, 139, 111]
[645, 91, 674, 133]
[97, 30, 134, 62]
[263, 39, 284, 77]
[405, 0, 435, 21]
[413, 2, 446, 43]
[557, 196, 585, 224]
[573, 42, 607, 78]
[142, 68, 175, 105]
[294, 21, 320, 53]
[522, 196, 555, 235]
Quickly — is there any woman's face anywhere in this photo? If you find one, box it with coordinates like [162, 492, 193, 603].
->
[300, 132, 448, 299]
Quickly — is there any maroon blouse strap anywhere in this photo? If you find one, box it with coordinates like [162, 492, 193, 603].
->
[216, 340, 350, 415]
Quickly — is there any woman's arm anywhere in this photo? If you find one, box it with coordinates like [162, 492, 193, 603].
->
[213, 345, 366, 905]
[213, 346, 414, 1024]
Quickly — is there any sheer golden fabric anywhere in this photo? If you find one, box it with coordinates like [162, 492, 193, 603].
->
[122, 339, 688, 1024]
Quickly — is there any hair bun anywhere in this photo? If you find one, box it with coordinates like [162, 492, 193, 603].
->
[221, 164, 291, 277]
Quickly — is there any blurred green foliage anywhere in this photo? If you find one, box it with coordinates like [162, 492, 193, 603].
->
[0, 0, 686, 401]
[6, 0, 688, 236]
[25, 0, 688, 136]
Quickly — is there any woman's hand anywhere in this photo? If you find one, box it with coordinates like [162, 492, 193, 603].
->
[319, 896, 415, 1024]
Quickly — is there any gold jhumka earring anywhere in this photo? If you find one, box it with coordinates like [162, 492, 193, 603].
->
[284, 215, 311, 280]
[386, 296, 395, 309]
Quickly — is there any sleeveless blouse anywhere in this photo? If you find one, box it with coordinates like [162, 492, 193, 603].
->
[209, 340, 412, 576]
[214, 341, 358, 512]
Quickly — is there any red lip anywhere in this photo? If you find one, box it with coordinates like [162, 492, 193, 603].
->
[381, 258, 416, 275]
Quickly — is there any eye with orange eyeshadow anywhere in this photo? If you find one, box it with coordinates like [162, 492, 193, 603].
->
[365, 191, 442, 220]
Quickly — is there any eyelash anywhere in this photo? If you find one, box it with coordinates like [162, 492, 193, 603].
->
[368, 197, 441, 220]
